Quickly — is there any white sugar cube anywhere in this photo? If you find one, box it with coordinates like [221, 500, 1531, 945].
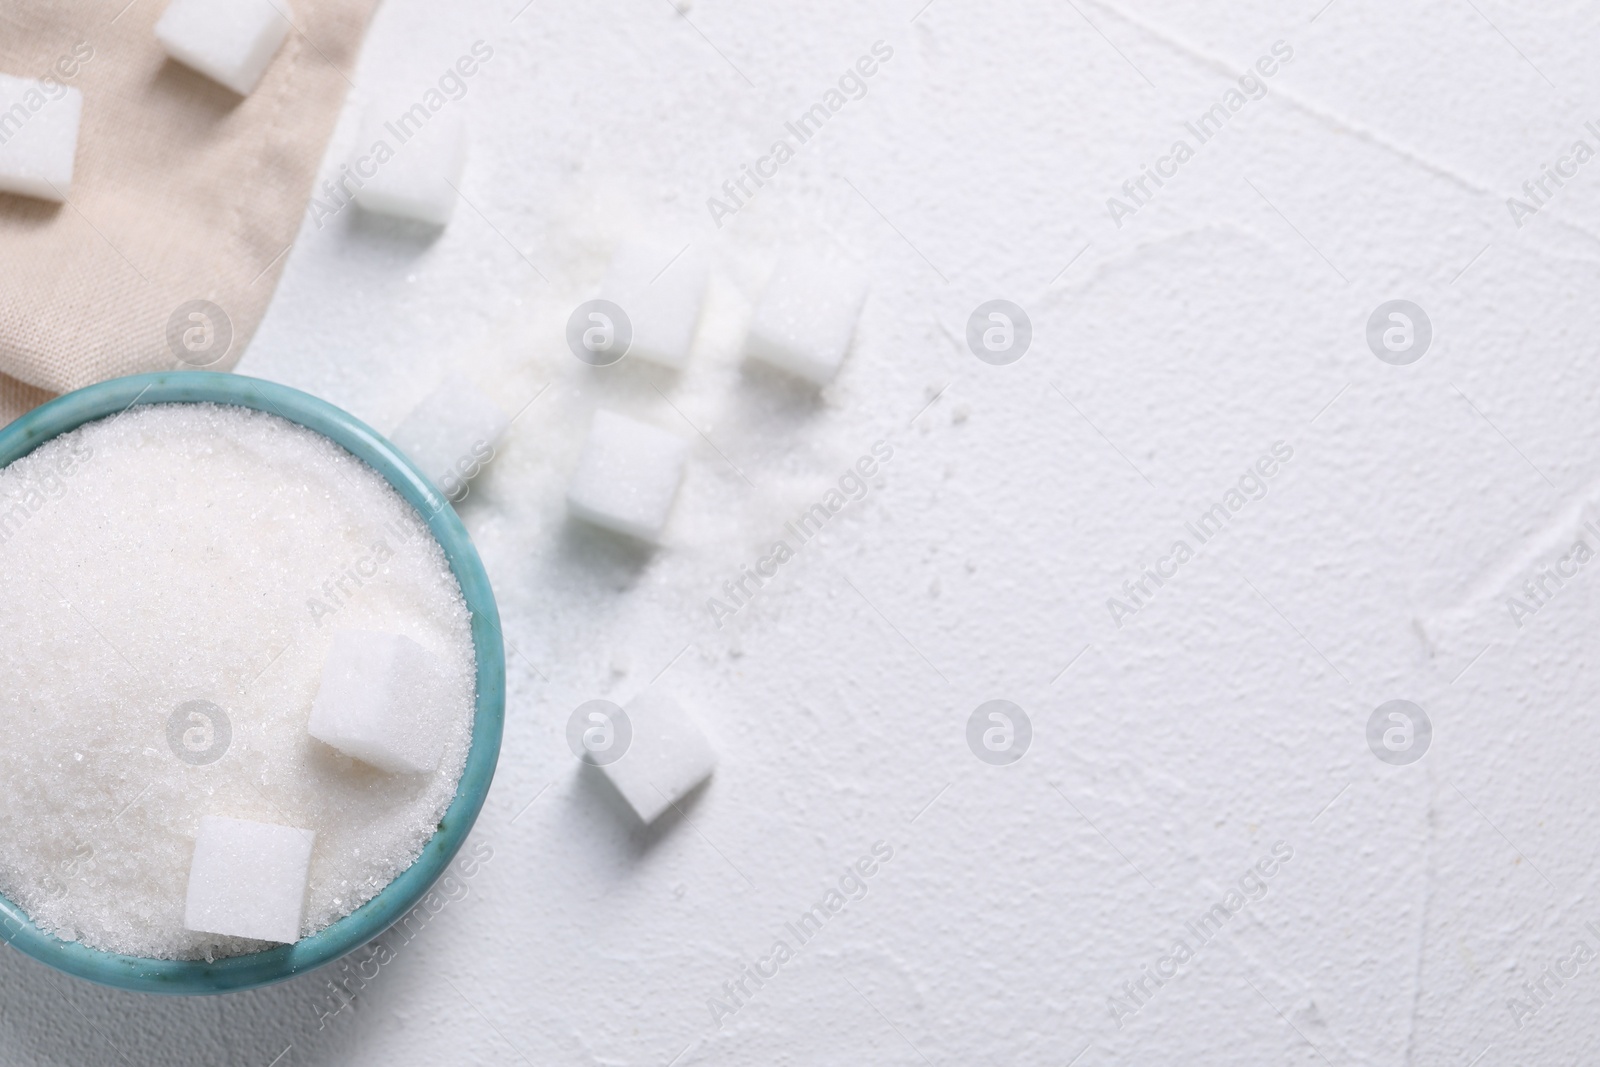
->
[597, 691, 717, 823]
[744, 252, 867, 386]
[0, 75, 82, 202]
[388, 377, 510, 497]
[351, 106, 467, 226]
[600, 241, 708, 370]
[155, 0, 293, 96]
[566, 410, 687, 543]
[184, 815, 315, 944]
[307, 630, 452, 774]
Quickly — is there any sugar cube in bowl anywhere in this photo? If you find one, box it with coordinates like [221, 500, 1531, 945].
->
[185, 816, 316, 945]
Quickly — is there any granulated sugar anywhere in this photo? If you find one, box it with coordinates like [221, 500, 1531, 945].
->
[0, 402, 476, 960]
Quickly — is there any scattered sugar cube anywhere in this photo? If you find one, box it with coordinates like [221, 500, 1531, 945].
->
[596, 691, 716, 823]
[351, 105, 467, 226]
[0, 74, 82, 202]
[744, 251, 867, 386]
[184, 815, 315, 944]
[566, 410, 687, 543]
[307, 630, 452, 774]
[155, 0, 293, 96]
[388, 377, 510, 497]
[600, 241, 708, 370]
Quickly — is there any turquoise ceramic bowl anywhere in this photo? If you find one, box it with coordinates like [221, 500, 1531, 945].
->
[0, 372, 505, 994]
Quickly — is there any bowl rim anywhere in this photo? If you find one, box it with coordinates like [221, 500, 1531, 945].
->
[0, 371, 506, 995]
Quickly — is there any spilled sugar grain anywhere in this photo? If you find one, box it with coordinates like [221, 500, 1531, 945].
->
[0, 403, 476, 959]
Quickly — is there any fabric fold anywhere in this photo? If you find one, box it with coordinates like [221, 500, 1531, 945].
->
[0, 0, 376, 420]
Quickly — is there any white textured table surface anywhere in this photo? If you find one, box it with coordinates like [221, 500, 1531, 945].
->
[7, 1, 1600, 1064]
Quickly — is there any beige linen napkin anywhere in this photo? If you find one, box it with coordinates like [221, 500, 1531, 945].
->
[0, 0, 376, 424]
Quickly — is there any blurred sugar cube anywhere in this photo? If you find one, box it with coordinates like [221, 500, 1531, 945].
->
[308, 630, 452, 774]
[744, 251, 867, 386]
[155, 0, 292, 96]
[600, 240, 708, 370]
[389, 377, 509, 498]
[0, 74, 81, 202]
[351, 105, 467, 226]
[597, 691, 716, 823]
[184, 815, 314, 944]
[566, 410, 687, 543]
